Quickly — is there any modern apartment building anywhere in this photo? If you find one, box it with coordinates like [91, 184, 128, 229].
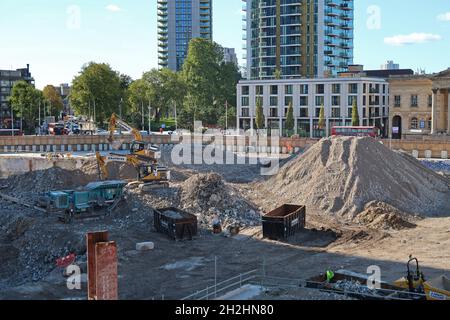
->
[157, 0, 213, 71]
[237, 77, 389, 137]
[223, 47, 239, 66]
[243, 0, 354, 80]
[0, 65, 35, 128]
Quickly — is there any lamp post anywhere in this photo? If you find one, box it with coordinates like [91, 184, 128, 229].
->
[148, 98, 151, 135]
[119, 98, 123, 134]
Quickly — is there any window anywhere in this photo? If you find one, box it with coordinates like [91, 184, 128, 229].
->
[348, 96, 357, 106]
[316, 84, 324, 94]
[394, 95, 401, 107]
[411, 95, 418, 107]
[315, 108, 321, 118]
[269, 108, 278, 117]
[331, 96, 340, 106]
[285, 85, 293, 95]
[411, 117, 418, 129]
[348, 108, 353, 117]
[315, 96, 324, 106]
[299, 96, 308, 106]
[241, 86, 249, 95]
[349, 83, 358, 94]
[428, 95, 432, 107]
[256, 86, 264, 95]
[331, 108, 340, 118]
[363, 96, 366, 106]
[332, 84, 341, 94]
[241, 108, 249, 117]
[285, 96, 293, 106]
[270, 96, 278, 106]
[300, 84, 309, 94]
[241, 97, 249, 106]
[270, 85, 278, 95]
[299, 108, 308, 117]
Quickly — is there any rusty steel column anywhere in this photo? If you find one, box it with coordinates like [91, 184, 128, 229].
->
[86, 231, 118, 300]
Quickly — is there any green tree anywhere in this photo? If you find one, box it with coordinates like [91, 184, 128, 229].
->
[285, 101, 295, 137]
[218, 105, 237, 129]
[351, 99, 360, 126]
[70, 62, 124, 126]
[141, 68, 186, 124]
[182, 38, 228, 127]
[9, 81, 43, 134]
[255, 96, 265, 130]
[127, 78, 149, 129]
[318, 104, 326, 130]
[42, 85, 64, 117]
[274, 69, 282, 80]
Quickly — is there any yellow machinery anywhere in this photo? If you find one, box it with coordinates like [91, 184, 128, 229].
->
[394, 256, 426, 293]
[96, 152, 170, 189]
[393, 256, 450, 300]
[108, 113, 161, 162]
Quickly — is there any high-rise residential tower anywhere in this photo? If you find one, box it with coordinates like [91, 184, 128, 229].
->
[243, 0, 354, 80]
[158, 0, 213, 71]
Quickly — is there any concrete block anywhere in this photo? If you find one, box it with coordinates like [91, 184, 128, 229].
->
[17, 146, 22, 152]
[67, 145, 72, 151]
[53, 145, 57, 152]
[425, 150, 432, 159]
[47, 145, 52, 152]
[412, 150, 419, 158]
[84, 144, 89, 152]
[60, 145, 65, 152]
[441, 151, 448, 159]
[77, 144, 81, 152]
[25, 145, 30, 152]
[4, 146, 7, 152]
[136, 242, 154, 251]
[91, 144, 96, 152]
[32, 145, 36, 152]
[99, 144, 103, 151]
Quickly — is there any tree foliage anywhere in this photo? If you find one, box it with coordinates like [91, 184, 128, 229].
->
[318, 103, 326, 130]
[285, 101, 295, 136]
[351, 99, 360, 126]
[255, 96, 265, 130]
[181, 38, 241, 127]
[42, 85, 64, 117]
[9, 81, 43, 133]
[70, 62, 125, 126]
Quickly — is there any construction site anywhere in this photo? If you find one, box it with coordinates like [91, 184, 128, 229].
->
[0, 118, 449, 300]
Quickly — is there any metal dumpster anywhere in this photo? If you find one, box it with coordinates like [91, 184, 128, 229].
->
[154, 207, 198, 241]
[262, 204, 306, 241]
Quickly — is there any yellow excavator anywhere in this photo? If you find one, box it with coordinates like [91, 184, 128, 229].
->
[107, 113, 161, 161]
[95, 152, 170, 189]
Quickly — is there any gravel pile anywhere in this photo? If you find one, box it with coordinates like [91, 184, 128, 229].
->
[356, 201, 418, 230]
[264, 136, 450, 219]
[180, 173, 261, 228]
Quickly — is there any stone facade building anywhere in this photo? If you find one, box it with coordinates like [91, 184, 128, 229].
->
[389, 69, 450, 139]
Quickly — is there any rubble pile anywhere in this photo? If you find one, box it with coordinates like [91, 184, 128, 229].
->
[356, 201, 418, 230]
[180, 173, 261, 228]
[2, 167, 93, 194]
[334, 280, 376, 295]
[265, 137, 450, 219]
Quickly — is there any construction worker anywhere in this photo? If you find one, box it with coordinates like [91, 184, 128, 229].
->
[326, 269, 335, 283]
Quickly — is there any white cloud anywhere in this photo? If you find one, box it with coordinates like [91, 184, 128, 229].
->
[106, 4, 121, 12]
[437, 12, 450, 21]
[384, 33, 442, 46]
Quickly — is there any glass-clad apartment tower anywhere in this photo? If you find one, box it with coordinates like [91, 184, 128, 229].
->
[158, 0, 213, 71]
[243, 0, 353, 79]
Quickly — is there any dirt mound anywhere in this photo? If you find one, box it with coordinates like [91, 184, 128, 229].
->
[2, 167, 94, 193]
[356, 201, 417, 230]
[266, 136, 450, 219]
[180, 173, 260, 228]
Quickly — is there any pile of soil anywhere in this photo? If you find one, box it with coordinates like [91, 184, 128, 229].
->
[180, 173, 261, 228]
[356, 201, 418, 230]
[264, 137, 450, 219]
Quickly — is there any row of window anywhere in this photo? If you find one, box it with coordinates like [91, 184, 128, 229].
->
[241, 107, 386, 119]
[241, 95, 386, 107]
[241, 83, 387, 95]
[394, 94, 432, 108]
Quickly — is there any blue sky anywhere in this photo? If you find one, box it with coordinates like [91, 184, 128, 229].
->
[0, 0, 449, 89]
